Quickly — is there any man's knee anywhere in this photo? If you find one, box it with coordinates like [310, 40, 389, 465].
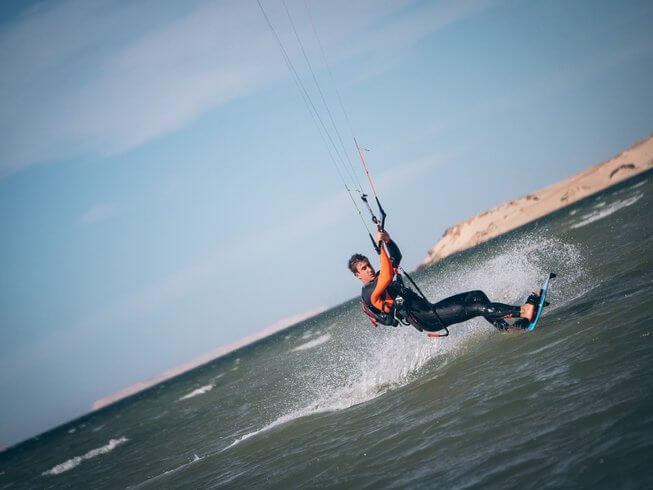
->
[465, 290, 489, 305]
[461, 290, 490, 317]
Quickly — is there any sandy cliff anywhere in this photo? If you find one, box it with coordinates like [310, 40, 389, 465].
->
[421, 135, 653, 267]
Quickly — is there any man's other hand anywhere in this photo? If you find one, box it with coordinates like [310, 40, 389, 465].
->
[375, 228, 391, 244]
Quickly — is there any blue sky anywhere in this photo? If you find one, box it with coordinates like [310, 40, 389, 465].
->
[1, 0, 652, 447]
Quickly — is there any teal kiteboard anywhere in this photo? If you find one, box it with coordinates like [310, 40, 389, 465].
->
[525, 272, 556, 331]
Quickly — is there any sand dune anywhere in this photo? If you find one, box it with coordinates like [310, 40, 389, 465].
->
[421, 135, 653, 267]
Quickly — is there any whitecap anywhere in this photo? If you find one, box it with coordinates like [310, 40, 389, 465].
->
[570, 193, 643, 229]
[178, 384, 214, 401]
[628, 179, 647, 190]
[42, 437, 128, 476]
[127, 454, 202, 489]
[291, 334, 331, 352]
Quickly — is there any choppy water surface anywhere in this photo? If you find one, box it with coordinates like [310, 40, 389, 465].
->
[2, 172, 652, 489]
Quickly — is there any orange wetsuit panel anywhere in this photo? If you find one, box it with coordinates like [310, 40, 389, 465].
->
[370, 244, 395, 313]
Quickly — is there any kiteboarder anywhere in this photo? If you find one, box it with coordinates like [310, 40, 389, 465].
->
[349, 228, 541, 333]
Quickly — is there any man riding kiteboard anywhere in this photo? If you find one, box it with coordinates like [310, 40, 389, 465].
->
[349, 228, 541, 335]
[256, 0, 546, 335]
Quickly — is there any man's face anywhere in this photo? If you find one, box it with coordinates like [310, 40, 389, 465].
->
[354, 259, 376, 284]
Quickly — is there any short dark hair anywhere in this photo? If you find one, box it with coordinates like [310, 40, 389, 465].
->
[348, 254, 368, 274]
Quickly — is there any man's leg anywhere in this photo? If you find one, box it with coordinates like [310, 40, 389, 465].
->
[433, 290, 521, 328]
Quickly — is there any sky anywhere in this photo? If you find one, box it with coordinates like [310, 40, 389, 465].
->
[0, 0, 652, 448]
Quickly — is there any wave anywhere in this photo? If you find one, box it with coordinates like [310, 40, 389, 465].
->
[224, 334, 460, 450]
[225, 322, 470, 449]
[42, 437, 128, 476]
[127, 454, 202, 489]
[291, 334, 331, 352]
[224, 373, 399, 451]
[570, 193, 643, 229]
[178, 384, 214, 401]
[628, 179, 647, 190]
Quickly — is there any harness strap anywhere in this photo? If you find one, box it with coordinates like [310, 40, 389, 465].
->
[361, 303, 379, 327]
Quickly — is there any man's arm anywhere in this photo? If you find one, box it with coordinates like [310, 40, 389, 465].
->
[370, 244, 394, 311]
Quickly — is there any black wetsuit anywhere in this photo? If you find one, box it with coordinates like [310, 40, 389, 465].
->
[431, 290, 521, 329]
[361, 241, 521, 332]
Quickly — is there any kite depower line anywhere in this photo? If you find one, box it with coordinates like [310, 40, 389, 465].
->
[255, 0, 389, 254]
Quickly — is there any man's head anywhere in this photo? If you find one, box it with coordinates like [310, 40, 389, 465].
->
[348, 253, 376, 285]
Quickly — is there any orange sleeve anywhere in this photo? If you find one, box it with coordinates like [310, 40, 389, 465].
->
[370, 244, 395, 312]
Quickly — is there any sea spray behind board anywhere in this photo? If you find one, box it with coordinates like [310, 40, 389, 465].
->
[1, 172, 652, 489]
[254, 235, 584, 432]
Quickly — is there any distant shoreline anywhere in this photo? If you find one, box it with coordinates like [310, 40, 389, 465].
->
[421, 135, 653, 267]
[91, 306, 326, 411]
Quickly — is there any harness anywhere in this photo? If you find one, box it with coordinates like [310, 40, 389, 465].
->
[361, 274, 449, 338]
[360, 299, 398, 327]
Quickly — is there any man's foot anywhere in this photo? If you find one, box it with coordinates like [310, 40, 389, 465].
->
[519, 291, 541, 322]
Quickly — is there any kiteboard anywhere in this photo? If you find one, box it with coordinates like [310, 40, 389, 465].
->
[525, 272, 556, 331]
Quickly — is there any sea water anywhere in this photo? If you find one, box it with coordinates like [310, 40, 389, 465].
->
[1, 171, 652, 489]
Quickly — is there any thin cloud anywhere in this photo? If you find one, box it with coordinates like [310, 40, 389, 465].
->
[0, 0, 279, 176]
[0, 0, 491, 177]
